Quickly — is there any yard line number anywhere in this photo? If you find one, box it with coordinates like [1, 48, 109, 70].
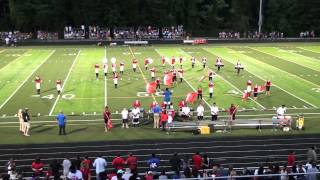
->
[36, 94, 75, 100]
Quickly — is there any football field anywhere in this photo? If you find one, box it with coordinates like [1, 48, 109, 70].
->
[0, 43, 319, 144]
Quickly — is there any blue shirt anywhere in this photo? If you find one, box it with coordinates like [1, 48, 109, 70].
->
[56, 113, 66, 126]
[163, 90, 171, 102]
[147, 157, 160, 170]
[152, 105, 161, 114]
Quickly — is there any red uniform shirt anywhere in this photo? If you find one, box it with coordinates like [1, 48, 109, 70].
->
[126, 156, 138, 171]
[266, 81, 271, 87]
[132, 59, 138, 64]
[172, 71, 177, 76]
[229, 106, 237, 115]
[209, 72, 213, 77]
[287, 153, 296, 166]
[35, 78, 41, 84]
[162, 57, 165, 64]
[253, 86, 258, 93]
[112, 157, 125, 170]
[145, 59, 149, 65]
[197, 89, 203, 94]
[179, 57, 183, 63]
[120, 63, 124, 67]
[178, 100, 186, 108]
[171, 57, 175, 65]
[209, 82, 214, 88]
[133, 101, 141, 108]
[192, 155, 202, 170]
[95, 64, 99, 68]
[56, 80, 62, 85]
[32, 162, 44, 174]
[156, 79, 160, 84]
[161, 112, 168, 123]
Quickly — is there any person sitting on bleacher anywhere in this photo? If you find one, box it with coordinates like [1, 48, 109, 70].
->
[181, 106, 191, 118]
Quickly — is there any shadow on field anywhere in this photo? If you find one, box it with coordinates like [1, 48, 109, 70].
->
[68, 127, 88, 134]
[34, 126, 55, 133]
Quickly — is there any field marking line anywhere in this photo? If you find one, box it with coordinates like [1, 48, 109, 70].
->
[153, 48, 211, 108]
[104, 46, 107, 106]
[0, 50, 56, 111]
[180, 48, 266, 110]
[0, 50, 32, 72]
[0, 49, 6, 54]
[49, 50, 81, 115]
[203, 47, 318, 108]
[128, 46, 157, 102]
[249, 47, 320, 73]
[297, 47, 320, 55]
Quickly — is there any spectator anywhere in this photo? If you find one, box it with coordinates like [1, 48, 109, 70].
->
[152, 103, 161, 128]
[80, 156, 91, 180]
[192, 152, 202, 174]
[160, 110, 168, 131]
[6, 158, 16, 176]
[93, 155, 107, 180]
[49, 159, 61, 180]
[112, 153, 125, 170]
[158, 170, 168, 179]
[17, 109, 23, 133]
[210, 103, 219, 121]
[196, 103, 204, 120]
[56, 111, 67, 135]
[129, 171, 140, 180]
[306, 163, 319, 180]
[67, 165, 83, 180]
[122, 168, 132, 180]
[202, 154, 210, 169]
[254, 164, 264, 180]
[63, 156, 72, 179]
[296, 164, 306, 180]
[287, 151, 296, 166]
[31, 156, 44, 177]
[228, 165, 237, 180]
[307, 146, 317, 163]
[22, 108, 31, 136]
[169, 153, 182, 172]
[144, 171, 153, 180]
[126, 152, 138, 172]
[147, 153, 160, 172]
[121, 108, 129, 128]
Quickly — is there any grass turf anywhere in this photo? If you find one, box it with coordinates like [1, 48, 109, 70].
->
[0, 43, 319, 144]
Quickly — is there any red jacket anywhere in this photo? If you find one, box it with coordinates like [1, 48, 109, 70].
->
[287, 153, 296, 166]
[126, 156, 138, 171]
[112, 156, 125, 170]
[192, 155, 202, 170]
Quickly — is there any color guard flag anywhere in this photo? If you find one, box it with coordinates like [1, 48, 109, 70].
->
[164, 73, 173, 86]
[258, 85, 266, 93]
[146, 81, 157, 94]
[186, 92, 198, 103]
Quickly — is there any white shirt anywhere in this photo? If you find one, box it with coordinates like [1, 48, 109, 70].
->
[121, 109, 129, 119]
[182, 107, 190, 115]
[67, 170, 83, 180]
[122, 173, 132, 180]
[277, 107, 286, 116]
[93, 157, 107, 174]
[196, 105, 204, 116]
[132, 108, 140, 119]
[210, 106, 219, 115]
[62, 159, 71, 176]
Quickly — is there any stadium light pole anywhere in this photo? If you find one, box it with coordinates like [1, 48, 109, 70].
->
[258, 0, 263, 34]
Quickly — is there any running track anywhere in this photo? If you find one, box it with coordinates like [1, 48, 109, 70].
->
[0, 134, 319, 176]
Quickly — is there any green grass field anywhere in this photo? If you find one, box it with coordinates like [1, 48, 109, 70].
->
[0, 43, 319, 144]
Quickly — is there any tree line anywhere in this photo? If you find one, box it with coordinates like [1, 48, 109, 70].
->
[0, 0, 319, 37]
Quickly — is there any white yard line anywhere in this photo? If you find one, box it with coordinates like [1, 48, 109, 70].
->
[129, 46, 157, 102]
[297, 47, 320, 55]
[203, 48, 318, 108]
[0, 49, 6, 54]
[249, 47, 320, 74]
[104, 47, 107, 106]
[49, 50, 81, 115]
[0, 50, 55, 110]
[0, 50, 31, 72]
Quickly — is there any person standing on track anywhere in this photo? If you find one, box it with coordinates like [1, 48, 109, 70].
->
[228, 104, 237, 121]
[56, 111, 67, 135]
[22, 108, 31, 136]
[18, 109, 23, 133]
[103, 106, 111, 132]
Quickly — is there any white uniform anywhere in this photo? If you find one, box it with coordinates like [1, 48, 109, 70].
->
[36, 83, 41, 90]
[197, 105, 205, 117]
[209, 86, 214, 93]
[246, 85, 252, 93]
[277, 107, 286, 116]
[210, 106, 219, 115]
[112, 64, 116, 72]
[56, 83, 62, 91]
[103, 64, 108, 73]
[132, 63, 137, 69]
[120, 65, 124, 72]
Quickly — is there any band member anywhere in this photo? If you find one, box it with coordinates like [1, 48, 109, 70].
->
[144, 59, 149, 70]
[178, 67, 184, 82]
[191, 56, 195, 68]
[103, 63, 108, 77]
[156, 78, 161, 90]
[132, 58, 138, 72]
[201, 57, 207, 68]
[150, 67, 156, 80]
[172, 69, 177, 82]
[113, 73, 118, 88]
[208, 71, 215, 81]
[35, 76, 42, 95]
[197, 87, 203, 100]
[161, 56, 165, 67]
[112, 63, 116, 74]
[235, 60, 243, 75]
[94, 63, 99, 79]
[119, 62, 125, 75]
[209, 81, 214, 98]
[253, 84, 258, 100]
[266, 80, 272, 95]
[178, 99, 187, 109]
[246, 80, 253, 96]
[215, 57, 224, 71]
[229, 104, 237, 121]
[179, 56, 183, 64]
[132, 100, 141, 108]
[171, 56, 175, 67]
[56, 79, 62, 95]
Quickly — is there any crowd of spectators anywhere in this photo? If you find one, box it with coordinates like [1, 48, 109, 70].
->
[88, 26, 111, 40]
[162, 25, 184, 39]
[300, 31, 315, 38]
[113, 27, 135, 39]
[218, 31, 285, 39]
[1, 146, 318, 180]
[135, 26, 159, 39]
[64, 26, 86, 39]
[218, 32, 241, 39]
[0, 31, 32, 46]
[37, 31, 59, 40]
